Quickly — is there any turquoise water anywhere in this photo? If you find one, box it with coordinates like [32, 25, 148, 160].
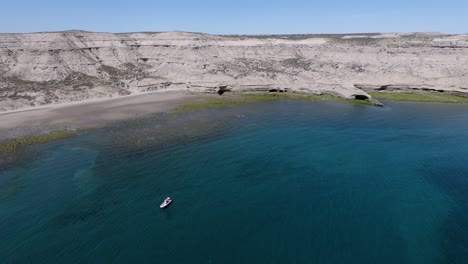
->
[1, 100, 468, 263]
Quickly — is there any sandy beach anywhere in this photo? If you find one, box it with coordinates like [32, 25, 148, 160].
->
[0, 91, 207, 134]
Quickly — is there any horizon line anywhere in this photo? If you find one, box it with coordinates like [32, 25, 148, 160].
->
[0, 29, 465, 36]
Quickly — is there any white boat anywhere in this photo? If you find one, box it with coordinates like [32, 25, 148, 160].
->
[160, 197, 172, 209]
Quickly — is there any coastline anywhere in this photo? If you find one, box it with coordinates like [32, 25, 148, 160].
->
[2, 89, 468, 133]
[0, 91, 208, 132]
[0, 91, 377, 134]
[0, 91, 377, 154]
[0, 90, 213, 156]
[2, 89, 468, 155]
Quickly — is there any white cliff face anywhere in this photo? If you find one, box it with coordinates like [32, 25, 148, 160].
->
[0, 31, 467, 111]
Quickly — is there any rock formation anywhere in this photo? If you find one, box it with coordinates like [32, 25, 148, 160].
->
[0, 31, 467, 111]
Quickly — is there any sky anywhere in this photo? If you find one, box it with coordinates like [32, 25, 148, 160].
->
[1, 0, 467, 34]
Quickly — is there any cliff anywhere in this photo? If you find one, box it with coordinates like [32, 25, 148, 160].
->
[1, 31, 467, 110]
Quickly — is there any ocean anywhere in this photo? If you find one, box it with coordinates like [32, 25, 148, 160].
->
[1, 100, 467, 263]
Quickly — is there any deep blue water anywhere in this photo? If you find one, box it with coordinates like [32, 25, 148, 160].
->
[1, 100, 468, 263]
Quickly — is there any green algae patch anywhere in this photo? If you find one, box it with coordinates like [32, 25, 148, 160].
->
[369, 92, 468, 103]
[0, 130, 78, 154]
[174, 94, 279, 112]
[169, 94, 280, 118]
[173, 93, 377, 114]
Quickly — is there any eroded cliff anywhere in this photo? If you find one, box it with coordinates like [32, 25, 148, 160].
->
[1, 31, 467, 110]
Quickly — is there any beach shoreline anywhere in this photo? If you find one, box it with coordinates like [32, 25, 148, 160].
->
[2, 88, 468, 147]
[0, 91, 209, 134]
[3, 89, 468, 133]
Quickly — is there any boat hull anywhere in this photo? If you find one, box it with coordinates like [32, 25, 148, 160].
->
[160, 200, 172, 209]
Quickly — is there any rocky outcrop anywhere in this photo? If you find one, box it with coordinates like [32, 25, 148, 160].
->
[1, 31, 467, 111]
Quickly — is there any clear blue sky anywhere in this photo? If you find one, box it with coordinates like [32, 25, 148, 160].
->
[2, 0, 467, 34]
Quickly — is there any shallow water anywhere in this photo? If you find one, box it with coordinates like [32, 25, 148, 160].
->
[1, 100, 468, 263]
